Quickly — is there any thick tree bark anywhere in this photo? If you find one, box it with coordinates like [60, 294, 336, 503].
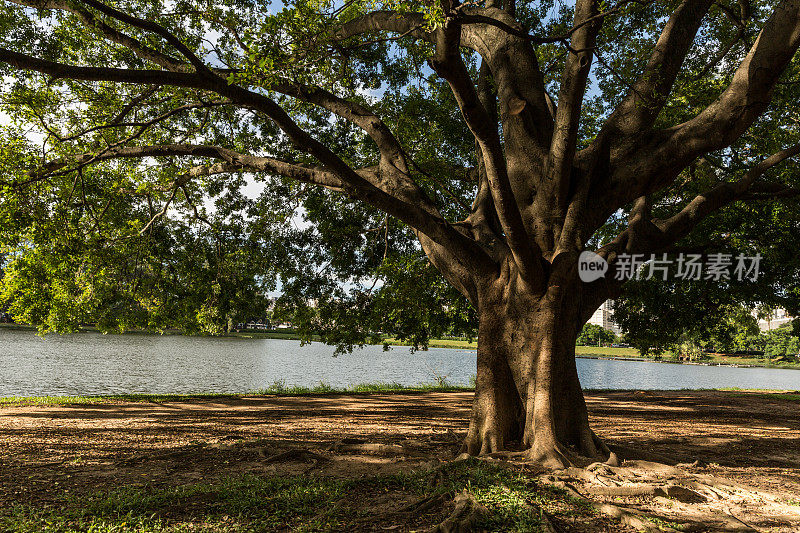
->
[463, 268, 610, 468]
[462, 295, 525, 455]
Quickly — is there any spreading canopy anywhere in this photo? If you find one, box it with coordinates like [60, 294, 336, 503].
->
[1, 0, 799, 342]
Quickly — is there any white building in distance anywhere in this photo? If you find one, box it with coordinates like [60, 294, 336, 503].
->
[588, 300, 621, 334]
[756, 308, 794, 332]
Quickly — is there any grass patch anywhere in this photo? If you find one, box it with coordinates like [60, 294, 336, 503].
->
[384, 337, 479, 349]
[384, 337, 643, 359]
[0, 459, 593, 532]
[385, 337, 644, 359]
[1, 475, 350, 532]
[0, 395, 108, 406]
[251, 379, 472, 395]
[7, 323, 798, 370]
[7, 386, 799, 408]
[575, 346, 640, 357]
[0, 382, 475, 407]
[697, 353, 800, 369]
[718, 389, 800, 403]
[0, 393, 239, 407]
[228, 331, 320, 341]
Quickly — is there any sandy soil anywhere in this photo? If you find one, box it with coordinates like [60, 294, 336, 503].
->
[1, 390, 799, 531]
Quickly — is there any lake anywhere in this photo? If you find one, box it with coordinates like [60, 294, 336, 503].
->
[1, 329, 799, 396]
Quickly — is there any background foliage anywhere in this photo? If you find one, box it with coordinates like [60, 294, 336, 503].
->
[0, 0, 798, 354]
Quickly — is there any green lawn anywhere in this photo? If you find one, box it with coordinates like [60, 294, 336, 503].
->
[231, 331, 800, 369]
[382, 337, 479, 349]
[384, 338, 641, 356]
[692, 353, 800, 368]
[575, 345, 640, 357]
[229, 330, 311, 340]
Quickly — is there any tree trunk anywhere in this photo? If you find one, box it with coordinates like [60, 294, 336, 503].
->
[463, 275, 610, 468]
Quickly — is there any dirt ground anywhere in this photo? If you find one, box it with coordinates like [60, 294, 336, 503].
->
[1, 390, 800, 531]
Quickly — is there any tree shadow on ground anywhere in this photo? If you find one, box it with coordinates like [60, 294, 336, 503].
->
[2, 390, 799, 530]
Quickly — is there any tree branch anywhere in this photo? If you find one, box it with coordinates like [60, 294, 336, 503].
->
[270, 81, 433, 207]
[654, 142, 800, 241]
[31, 144, 349, 191]
[334, 6, 554, 159]
[0, 48, 203, 86]
[44, 98, 229, 143]
[597, 141, 800, 258]
[672, 0, 800, 156]
[459, 6, 553, 154]
[334, 11, 433, 44]
[76, 0, 210, 74]
[600, 0, 714, 138]
[430, 14, 541, 286]
[456, 0, 646, 45]
[465, 60, 505, 250]
[542, 0, 602, 215]
[614, 0, 800, 198]
[8, 0, 187, 71]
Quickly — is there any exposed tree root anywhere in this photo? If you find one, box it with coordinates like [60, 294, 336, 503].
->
[526, 441, 577, 470]
[593, 502, 681, 532]
[461, 425, 508, 457]
[334, 442, 415, 456]
[455, 434, 799, 530]
[426, 490, 488, 533]
[543, 477, 682, 531]
[397, 492, 452, 516]
[534, 457, 800, 532]
[580, 483, 706, 503]
[539, 511, 563, 533]
[723, 507, 761, 532]
[324, 439, 429, 457]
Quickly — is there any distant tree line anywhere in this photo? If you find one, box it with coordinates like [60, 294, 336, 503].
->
[576, 324, 619, 347]
[614, 289, 800, 360]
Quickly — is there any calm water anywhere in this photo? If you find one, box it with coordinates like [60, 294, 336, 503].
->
[1, 329, 799, 396]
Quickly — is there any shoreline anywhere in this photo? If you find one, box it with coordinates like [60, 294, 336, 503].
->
[2, 322, 798, 370]
[572, 353, 800, 369]
[3, 386, 799, 407]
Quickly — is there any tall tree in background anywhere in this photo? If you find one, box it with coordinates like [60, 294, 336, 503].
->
[1, 0, 800, 466]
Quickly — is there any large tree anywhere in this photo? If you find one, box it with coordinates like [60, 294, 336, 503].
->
[1, 0, 800, 467]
